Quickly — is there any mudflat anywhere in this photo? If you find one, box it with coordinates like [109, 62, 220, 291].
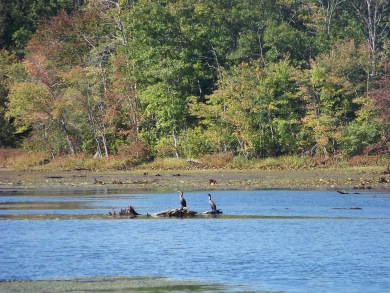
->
[0, 166, 388, 191]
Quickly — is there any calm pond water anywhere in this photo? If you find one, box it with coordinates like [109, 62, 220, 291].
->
[0, 189, 389, 292]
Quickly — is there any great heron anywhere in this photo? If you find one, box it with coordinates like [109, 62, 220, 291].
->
[208, 194, 216, 212]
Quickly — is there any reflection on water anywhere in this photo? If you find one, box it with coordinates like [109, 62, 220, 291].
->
[0, 189, 389, 292]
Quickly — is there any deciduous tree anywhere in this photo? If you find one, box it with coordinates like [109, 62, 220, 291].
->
[298, 39, 370, 154]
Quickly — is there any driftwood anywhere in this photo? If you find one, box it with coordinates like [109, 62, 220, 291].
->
[74, 167, 91, 171]
[120, 205, 140, 216]
[154, 208, 197, 218]
[187, 158, 202, 165]
[337, 190, 349, 194]
[109, 206, 222, 218]
[208, 179, 217, 185]
[45, 176, 64, 179]
[94, 177, 105, 184]
[109, 206, 140, 218]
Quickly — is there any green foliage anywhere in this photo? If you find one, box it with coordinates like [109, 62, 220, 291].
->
[7, 81, 50, 133]
[263, 21, 309, 64]
[153, 136, 178, 158]
[298, 39, 370, 154]
[340, 120, 380, 156]
[0, 49, 24, 147]
[192, 57, 299, 158]
[179, 126, 213, 158]
[2, 0, 389, 163]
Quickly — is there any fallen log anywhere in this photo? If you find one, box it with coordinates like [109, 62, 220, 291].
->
[154, 208, 197, 218]
[94, 177, 105, 184]
[187, 158, 202, 164]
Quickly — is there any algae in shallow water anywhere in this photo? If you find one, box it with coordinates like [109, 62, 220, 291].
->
[0, 276, 229, 293]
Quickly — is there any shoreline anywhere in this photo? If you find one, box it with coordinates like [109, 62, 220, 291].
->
[0, 166, 389, 192]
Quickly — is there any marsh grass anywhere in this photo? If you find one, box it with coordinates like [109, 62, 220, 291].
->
[0, 148, 388, 171]
[0, 148, 47, 169]
[252, 156, 308, 169]
[142, 157, 189, 169]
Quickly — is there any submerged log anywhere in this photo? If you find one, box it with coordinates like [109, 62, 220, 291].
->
[154, 208, 197, 218]
[336, 190, 349, 194]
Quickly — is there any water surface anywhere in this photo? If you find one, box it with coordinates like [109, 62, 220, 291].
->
[0, 189, 389, 292]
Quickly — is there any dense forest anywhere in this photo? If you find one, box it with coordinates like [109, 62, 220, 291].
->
[0, 0, 389, 165]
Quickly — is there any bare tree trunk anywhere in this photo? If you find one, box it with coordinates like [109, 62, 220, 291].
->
[60, 118, 75, 155]
[351, 0, 387, 77]
[317, 0, 346, 35]
[172, 128, 179, 159]
[101, 126, 109, 157]
[41, 123, 55, 159]
[97, 102, 109, 157]
[87, 105, 103, 158]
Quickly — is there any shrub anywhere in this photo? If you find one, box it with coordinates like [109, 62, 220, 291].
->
[340, 121, 380, 156]
[179, 127, 213, 157]
[117, 140, 153, 167]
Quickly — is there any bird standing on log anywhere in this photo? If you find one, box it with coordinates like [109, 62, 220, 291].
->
[208, 194, 216, 212]
[178, 191, 187, 209]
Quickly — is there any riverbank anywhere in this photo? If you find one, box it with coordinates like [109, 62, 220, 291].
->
[0, 166, 389, 192]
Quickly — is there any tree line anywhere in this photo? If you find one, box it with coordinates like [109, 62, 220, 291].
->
[0, 0, 389, 164]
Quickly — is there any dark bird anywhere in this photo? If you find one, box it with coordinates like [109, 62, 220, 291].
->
[178, 191, 187, 209]
[208, 194, 216, 212]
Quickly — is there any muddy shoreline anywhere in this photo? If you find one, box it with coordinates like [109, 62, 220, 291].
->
[0, 166, 389, 192]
